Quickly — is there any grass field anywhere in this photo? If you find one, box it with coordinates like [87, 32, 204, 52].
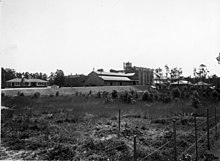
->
[1, 85, 149, 97]
[1, 88, 219, 160]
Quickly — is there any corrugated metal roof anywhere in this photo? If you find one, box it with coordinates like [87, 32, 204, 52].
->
[94, 71, 135, 77]
[99, 76, 132, 81]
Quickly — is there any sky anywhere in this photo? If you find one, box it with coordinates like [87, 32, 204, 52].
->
[1, 0, 220, 77]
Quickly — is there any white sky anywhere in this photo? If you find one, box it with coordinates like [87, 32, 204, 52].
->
[1, 0, 220, 77]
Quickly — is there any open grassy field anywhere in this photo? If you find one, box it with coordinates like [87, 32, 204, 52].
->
[1, 88, 219, 160]
[1, 85, 149, 97]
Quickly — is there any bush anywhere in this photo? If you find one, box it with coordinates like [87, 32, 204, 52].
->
[112, 90, 118, 99]
[171, 88, 181, 99]
[33, 92, 40, 98]
[192, 96, 200, 108]
[181, 91, 186, 99]
[142, 90, 153, 102]
[163, 95, 171, 103]
[46, 144, 76, 160]
[120, 91, 132, 103]
[151, 118, 169, 124]
[96, 91, 101, 98]
[2, 93, 5, 97]
[56, 91, 59, 97]
[17, 91, 24, 96]
[154, 93, 160, 101]
[193, 90, 199, 98]
[211, 90, 219, 99]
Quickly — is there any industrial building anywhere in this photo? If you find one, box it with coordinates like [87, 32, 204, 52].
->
[84, 71, 136, 86]
[123, 62, 154, 85]
[84, 62, 154, 86]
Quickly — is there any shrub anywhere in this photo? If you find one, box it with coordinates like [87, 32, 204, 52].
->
[45, 144, 76, 160]
[181, 91, 186, 99]
[56, 91, 59, 97]
[96, 91, 101, 98]
[193, 90, 199, 98]
[142, 90, 153, 102]
[17, 91, 24, 96]
[120, 92, 132, 103]
[171, 88, 181, 99]
[2, 93, 5, 97]
[112, 90, 118, 99]
[33, 92, 40, 98]
[211, 90, 219, 99]
[151, 118, 169, 124]
[154, 93, 160, 101]
[192, 96, 200, 108]
[163, 95, 171, 103]
[50, 94, 54, 97]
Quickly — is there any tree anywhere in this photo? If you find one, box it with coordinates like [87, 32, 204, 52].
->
[154, 67, 163, 89]
[48, 72, 55, 86]
[1, 68, 17, 88]
[164, 64, 170, 78]
[97, 69, 104, 72]
[42, 73, 48, 80]
[170, 67, 183, 84]
[198, 64, 209, 81]
[23, 72, 30, 79]
[54, 69, 65, 87]
[16, 72, 22, 78]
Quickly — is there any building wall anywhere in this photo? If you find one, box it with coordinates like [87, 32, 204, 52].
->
[6, 82, 31, 87]
[125, 66, 154, 85]
[105, 81, 133, 86]
[84, 72, 105, 86]
[36, 82, 47, 87]
[135, 67, 154, 85]
[6, 81, 47, 88]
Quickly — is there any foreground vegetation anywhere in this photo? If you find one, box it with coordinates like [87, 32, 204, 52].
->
[1, 88, 219, 160]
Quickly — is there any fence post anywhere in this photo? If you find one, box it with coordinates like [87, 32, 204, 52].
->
[194, 116, 198, 161]
[173, 120, 177, 161]
[207, 108, 210, 150]
[134, 135, 137, 161]
[215, 107, 217, 140]
[118, 109, 121, 138]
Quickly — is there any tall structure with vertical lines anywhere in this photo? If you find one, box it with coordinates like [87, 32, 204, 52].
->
[123, 62, 154, 85]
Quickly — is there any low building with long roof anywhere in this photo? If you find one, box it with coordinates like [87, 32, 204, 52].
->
[6, 78, 48, 88]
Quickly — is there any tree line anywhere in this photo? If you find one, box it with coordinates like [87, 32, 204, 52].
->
[1, 68, 65, 88]
[154, 64, 217, 83]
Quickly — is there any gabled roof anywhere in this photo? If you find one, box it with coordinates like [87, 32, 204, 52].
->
[6, 78, 48, 83]
[28, 79, 48, 83]
[6, 78, 27, 82]
[194, 81, 211, 86]
[171, 80, 192, 85]
[94, 71, 135, 77]
[99, 76, 132, 81]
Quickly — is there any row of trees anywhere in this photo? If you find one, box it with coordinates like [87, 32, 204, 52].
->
[1, 68, 65, 88]
[154, 64, 216, 83]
